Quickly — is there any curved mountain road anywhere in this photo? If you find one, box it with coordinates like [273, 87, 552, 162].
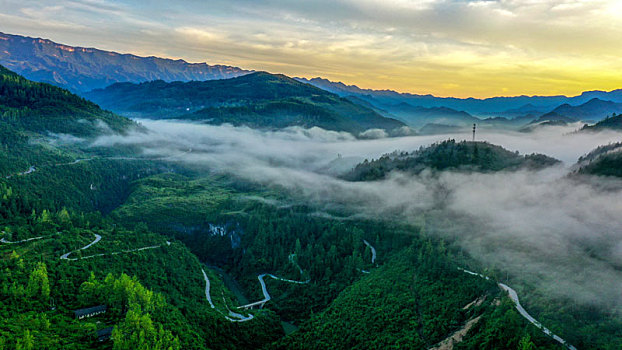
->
[238, 253, 310, 310]
[1, 236, 45, 244]
[202, 269, 216, 309]
[460, 268, 577, 350]
[201, 268, 255, 322]
[3, 149, 193, 180]
[59, 233, 170, 261]
[201, 253, 309, 322]
[249, 272, 311, 307]
[60, 233, 102, 260]
[5, 165, 36, 179]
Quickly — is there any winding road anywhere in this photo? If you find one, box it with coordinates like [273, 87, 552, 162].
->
[222, 293, 255, 322]
[238, 253, 310, 310]
[3, 148, 194, 180]
[2, 230, 168, 262]
[200, 268, 255, 322]
[1, 236, 45, 244]
[241, 272, 311, 309]
[460, 268, 577, 350]
[201, 253, 309, 323]
[60, 233, 102, 260]
[5, 165, 36, 179]
[59, 233, 170, 261]
[202, 269, 216, 309]
[4, 158, 97, 179]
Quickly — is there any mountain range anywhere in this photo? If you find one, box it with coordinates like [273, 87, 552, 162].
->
[3, 31, 622, 133]
[546, 98, 622, 121]
[387, 103, 480, 128]
[518, 98, 622, 131]
[85, 71, 407, 135]
[296, 77, 622, 116]
[0, 32, 250, 93]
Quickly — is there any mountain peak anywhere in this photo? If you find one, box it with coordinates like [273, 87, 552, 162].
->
[0, 32, 252, 93]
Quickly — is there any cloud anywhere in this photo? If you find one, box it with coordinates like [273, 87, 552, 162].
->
[92, 120, 622, 309]
[358, 128, 388, 139]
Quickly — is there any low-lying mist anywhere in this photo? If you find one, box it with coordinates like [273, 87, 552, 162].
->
[93, 120, 622, 309]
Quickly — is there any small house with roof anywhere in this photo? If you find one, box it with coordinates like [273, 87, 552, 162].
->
[73, 305, 107, 319]
[96, 327, 114, 342]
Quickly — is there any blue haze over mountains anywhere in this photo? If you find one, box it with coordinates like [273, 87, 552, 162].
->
[297, 77, 622, 116]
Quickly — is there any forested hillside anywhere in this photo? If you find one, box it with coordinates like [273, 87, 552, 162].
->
[0, 68, 283, 349]
[345, 140, 560, 181]
[110, 171, 619, 349]
[84, 72, 406, 135]
[0, 187, 282, 349]
[580, 113, 622, 132]
[0, 65, 153, 211]
[275, 243, 560, 350]
[576, 142, 622, 178]
[0, 65, 134, 136]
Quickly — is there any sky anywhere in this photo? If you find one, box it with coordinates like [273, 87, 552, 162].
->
[1, 0, 621, 98]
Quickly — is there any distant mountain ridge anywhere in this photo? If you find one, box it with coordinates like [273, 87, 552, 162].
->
[389, 103, 480, 127]
[547, 98, 622, 121]
[519, 98, 622, 131]
[3, 30, 622, 121]
[296, 77, 622, 116]
[0, 32, 251, 93]
[85, 71, 407, 135]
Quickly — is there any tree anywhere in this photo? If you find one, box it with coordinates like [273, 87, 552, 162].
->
[78, 272, 100, 305]
[26, 262, 50, 302]
[295, 238, 302, 257]
[57, 207, 71, 225]
[15, 330, 34, 350]
[112, 308, 180, 350]
[517, 334, 536, 350]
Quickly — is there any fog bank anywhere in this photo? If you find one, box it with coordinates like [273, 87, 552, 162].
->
[93, 120, 622, 309]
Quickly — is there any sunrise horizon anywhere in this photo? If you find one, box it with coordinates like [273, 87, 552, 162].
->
[1, 0, 621, 99]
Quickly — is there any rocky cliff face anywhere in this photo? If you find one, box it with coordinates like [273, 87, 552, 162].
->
[0, 32, 251, 93]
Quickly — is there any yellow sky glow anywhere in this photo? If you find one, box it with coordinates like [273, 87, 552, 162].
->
[1, 0, 621, 98]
